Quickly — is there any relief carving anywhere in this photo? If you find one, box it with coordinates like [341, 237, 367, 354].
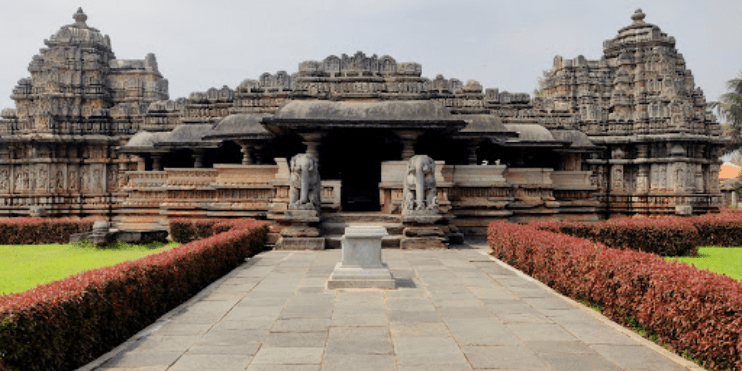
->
[612, 165, 624, 191]
[0, 169, 8, 192]
[403, 155, 439, 215]
[288, 153, 321, 212]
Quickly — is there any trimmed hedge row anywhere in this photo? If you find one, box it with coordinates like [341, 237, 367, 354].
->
[488, 221, 742, 371]
[169, 218, 232, 243]
[531, 217, 699, 256]
[0, 219, 268, 371]
[689, 210, 742, 247]
[0, 218, 93, 245]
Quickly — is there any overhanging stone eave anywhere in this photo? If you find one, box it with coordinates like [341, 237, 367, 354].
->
[452, 131, 519, 140]
[502, 140, 572, 148]
[261, 117, 467, 135]
[116, 146, 169, 154]
[154, 140, 220, 150]
[201, 133, 273, 142]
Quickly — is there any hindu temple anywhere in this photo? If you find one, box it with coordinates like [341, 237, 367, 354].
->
[0, 8, 726, 248]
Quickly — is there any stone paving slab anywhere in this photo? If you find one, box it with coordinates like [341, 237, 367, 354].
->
[81, 241, 701, 371]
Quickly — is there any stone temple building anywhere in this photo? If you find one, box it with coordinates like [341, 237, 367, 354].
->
[0, 8, 726, 248]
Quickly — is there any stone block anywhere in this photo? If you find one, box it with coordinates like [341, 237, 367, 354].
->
[675, 204, 692, 215]
[400, 237, 446, 250]
[280, 226, 321, 237]
[402, 226, 444, 237]
[326, 264, 396, 289]
[276, 237, 325, 250]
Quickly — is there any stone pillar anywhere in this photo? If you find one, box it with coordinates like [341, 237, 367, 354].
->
[193, 149, 205, 168]
[151, 154, 163, 171]
[732, 191, 738, 209]
[467, 144, 479, 165]
[637, 165, 649, 193]
[300, 133, 322, 160]
[397, 130, 420, 161]
[132, 154, 146, 171]
[238, 141, 252, 165]
[253, 145, 264, 165]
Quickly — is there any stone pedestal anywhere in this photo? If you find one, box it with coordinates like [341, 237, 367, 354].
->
[401, 212, 446, 249]
[327, 226, 395, 289]
[276, 209, 325, 250]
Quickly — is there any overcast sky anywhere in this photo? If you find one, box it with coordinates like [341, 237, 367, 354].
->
[0, 0, 740, 120]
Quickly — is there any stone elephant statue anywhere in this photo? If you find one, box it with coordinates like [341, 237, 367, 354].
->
[403, 154, 438, 213]
[289, 153, 321, 210]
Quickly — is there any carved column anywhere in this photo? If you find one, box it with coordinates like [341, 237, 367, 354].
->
[300, 133, 322, 160]
[467, 143, 479, 165]
[397, 130, 421, 161]
[193, 149, 205, 168]
[253, 145, 264, 165]
[636, 145, 649, 193]
[130, 154, 145, 171]
[238, 141, 253, 165]
[151, 154, 163, 171]
[637, 165, 649, 193]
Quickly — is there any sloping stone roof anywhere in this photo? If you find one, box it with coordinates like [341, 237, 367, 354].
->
[551, 130, 597, 149]
[504, 124, 556, 142]
[203, 113, 272, 140]
[120, 131, 168, 152]
[156, 124, 219, 148]
[458, 114, 512, 134]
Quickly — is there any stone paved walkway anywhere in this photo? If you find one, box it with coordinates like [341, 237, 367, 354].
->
[81, 241, 701, 371]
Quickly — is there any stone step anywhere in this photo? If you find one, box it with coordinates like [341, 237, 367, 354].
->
[324, 234, 402, 249]
[320, 222, 404, 236]
[321, 212, 401, 224]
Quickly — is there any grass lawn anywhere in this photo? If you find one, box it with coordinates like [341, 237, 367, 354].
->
[0, 241, 180, 295]
[667, 247, 742, 280]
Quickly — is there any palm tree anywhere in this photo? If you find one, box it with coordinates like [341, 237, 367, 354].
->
[711, 71, 742, 151]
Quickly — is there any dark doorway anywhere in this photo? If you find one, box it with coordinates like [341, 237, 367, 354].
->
[320, 130, 400, 212]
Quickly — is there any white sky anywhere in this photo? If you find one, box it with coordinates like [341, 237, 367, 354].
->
[0, 0, 740, 120]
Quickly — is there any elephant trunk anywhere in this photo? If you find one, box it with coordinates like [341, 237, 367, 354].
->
[416, 164, 425, 209]
[300, 166, 309, 204]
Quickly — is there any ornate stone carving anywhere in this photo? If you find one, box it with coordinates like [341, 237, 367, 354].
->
[288, 153, 321, 212]
[403, 155, 439, 216]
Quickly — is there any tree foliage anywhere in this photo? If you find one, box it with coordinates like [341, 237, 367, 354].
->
[711, 71, 742, 152]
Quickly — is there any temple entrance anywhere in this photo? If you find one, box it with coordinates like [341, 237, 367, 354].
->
[320, 130, 401, 212]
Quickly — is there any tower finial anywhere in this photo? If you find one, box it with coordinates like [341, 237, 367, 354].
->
[631, 8, 646, 24]
[73, 7, 88, 28]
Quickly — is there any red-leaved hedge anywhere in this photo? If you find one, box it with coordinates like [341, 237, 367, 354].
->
[488, 221, 742, 371]
[0, 219, 268, 371]
[0, 218, 93, 245]
[169, 218, 233, 243]
[532, 210, 742, 255]
[689, 210, 742, 247]
[531, 217, 699, 256]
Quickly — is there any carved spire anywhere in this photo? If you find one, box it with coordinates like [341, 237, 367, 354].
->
[73, 7, 88, 28]
[631, 8, 646, 24]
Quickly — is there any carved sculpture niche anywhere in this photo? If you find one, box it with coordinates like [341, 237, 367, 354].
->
[289, 153, 321, 212]
[403, 155, 439, 216]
